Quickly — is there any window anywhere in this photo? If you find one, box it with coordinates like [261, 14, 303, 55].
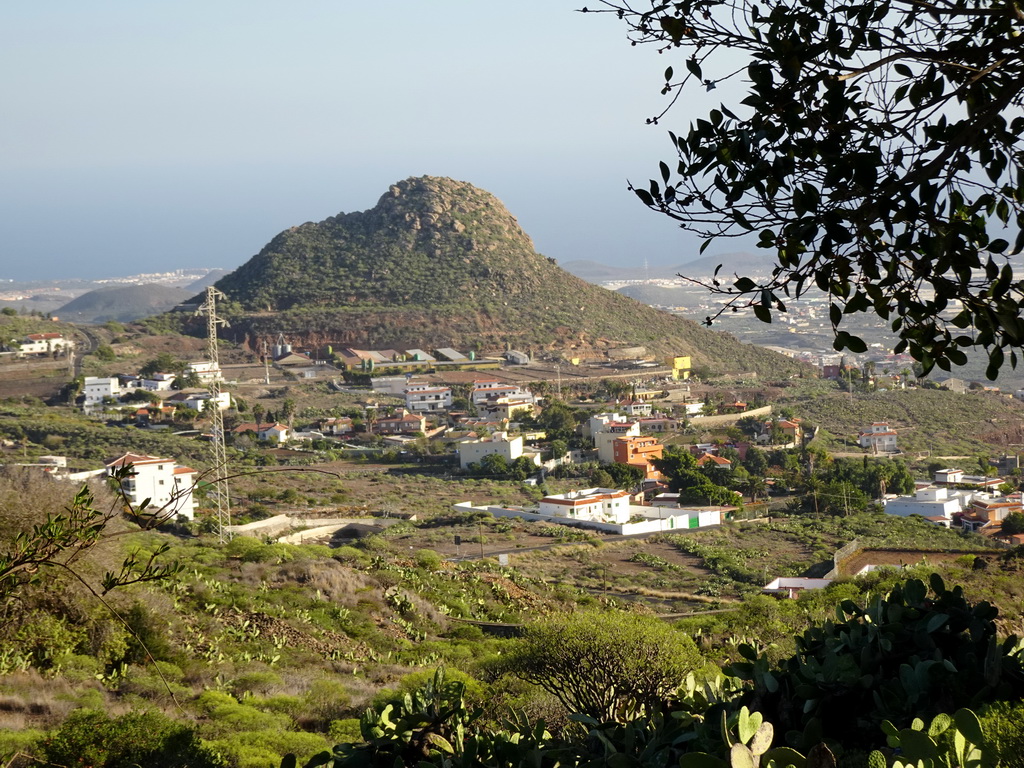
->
[159, 479, 165, 485]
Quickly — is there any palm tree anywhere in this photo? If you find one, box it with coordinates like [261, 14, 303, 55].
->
[745, 477, 769, 503]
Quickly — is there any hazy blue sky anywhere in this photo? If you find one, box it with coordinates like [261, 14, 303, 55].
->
[1, 2, 726, 281]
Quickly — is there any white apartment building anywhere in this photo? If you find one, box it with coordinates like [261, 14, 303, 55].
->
[404, 383, 453, 413]
[105, 452, 197, 520]
[83, 376, 121, 405]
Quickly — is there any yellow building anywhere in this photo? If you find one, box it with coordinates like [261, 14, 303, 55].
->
[666, 355, 691, 380]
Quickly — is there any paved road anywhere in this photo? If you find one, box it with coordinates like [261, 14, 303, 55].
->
[67, 323, 99, 378]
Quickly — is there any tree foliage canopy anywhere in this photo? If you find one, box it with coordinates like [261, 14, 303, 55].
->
[592, 0, 1024, 376]
[502, 610, 702, 721]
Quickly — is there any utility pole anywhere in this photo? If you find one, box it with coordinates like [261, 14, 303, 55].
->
[195, 287, 232, 543]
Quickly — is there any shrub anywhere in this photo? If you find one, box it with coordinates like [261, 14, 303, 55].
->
[301, 679, 351, 730]
[229, 670, 284, 697]
[328, 718, 363, 745]
[414, 549, 443, 571]
[40, 709, 222, 768]
[195, 690, 294, 735]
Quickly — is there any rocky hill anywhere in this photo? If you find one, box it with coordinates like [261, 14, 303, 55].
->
[207, 176, 805, 375]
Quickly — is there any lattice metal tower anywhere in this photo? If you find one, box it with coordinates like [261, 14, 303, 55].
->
[195, 287, 232, 542]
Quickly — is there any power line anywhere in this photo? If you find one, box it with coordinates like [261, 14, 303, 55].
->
[195, 287, 232, 543]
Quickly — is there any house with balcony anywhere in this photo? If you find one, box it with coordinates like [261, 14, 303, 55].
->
[470, 379, 535, 406]
[105, 452, 197, 520]
[612, 435, 664, 480]
[859, 422, 898, 452]
[374, 411, 427, 436]
[404, 383, 453, 413]
[592, 417, 641, 464]
[539, 488, 634, 524]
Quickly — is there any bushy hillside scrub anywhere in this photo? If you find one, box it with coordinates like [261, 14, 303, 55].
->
[789, 388, 1024, 456]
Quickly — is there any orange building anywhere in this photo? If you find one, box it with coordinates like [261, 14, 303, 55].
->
[612, 435, 664, 480]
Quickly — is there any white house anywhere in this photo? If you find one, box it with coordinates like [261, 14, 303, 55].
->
[539, 488, 633, 524]
[404, 383, 453, 413]
[232, 422, 292, 442]
[166, 390, 232, 412]
[883, 485, 975, 523]
[470, 380, 535, 406]
[18, 333, 71, 356]
[681, 401, 705, 417]
[458, 431, 529, 470]
[105, 452, 197, 520]
[452, 494, 725, 536]
[934, 468, 965, 484]
[83, 376, 121, 405]
[184, 360, 222, 383]
[141, 372, 177, 392]
[859, 422, 898, 452]
[621, 400, 653, 418]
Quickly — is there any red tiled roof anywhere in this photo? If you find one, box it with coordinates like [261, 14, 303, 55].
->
[105, 452, 167, 468]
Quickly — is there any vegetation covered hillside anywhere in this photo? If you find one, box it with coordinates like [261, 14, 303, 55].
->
[204, 176, 806, 375]
[781, 383, 1024, 456]
[57, 284, 191, 323]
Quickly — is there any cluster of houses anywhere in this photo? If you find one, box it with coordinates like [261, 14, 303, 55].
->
[265, 340, 529, 375]
[83, 361, 230, 416]
[883, 467, 1021, 539]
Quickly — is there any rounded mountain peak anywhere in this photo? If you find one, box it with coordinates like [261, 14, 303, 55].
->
[213, 176, 546, 312]
[361, 175, 534, 251]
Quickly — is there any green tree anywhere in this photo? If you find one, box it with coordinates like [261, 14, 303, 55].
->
[139, 352, 184, 378]
[479, 453, 510, 477]
[281, 397, 297, 427]
[502, 610, 702, 721]
[545, 439, 568, 462]
[535, 401, 579, 443]
[93, 344, 116, 362]
[653, 447, 742, 506]
[605, 461, 645, 489]
[1002, 512, 1024, 536]
[596, 0, 1024, 377]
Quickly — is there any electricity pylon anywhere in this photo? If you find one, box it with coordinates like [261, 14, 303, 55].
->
[195, 287, 232, 542]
